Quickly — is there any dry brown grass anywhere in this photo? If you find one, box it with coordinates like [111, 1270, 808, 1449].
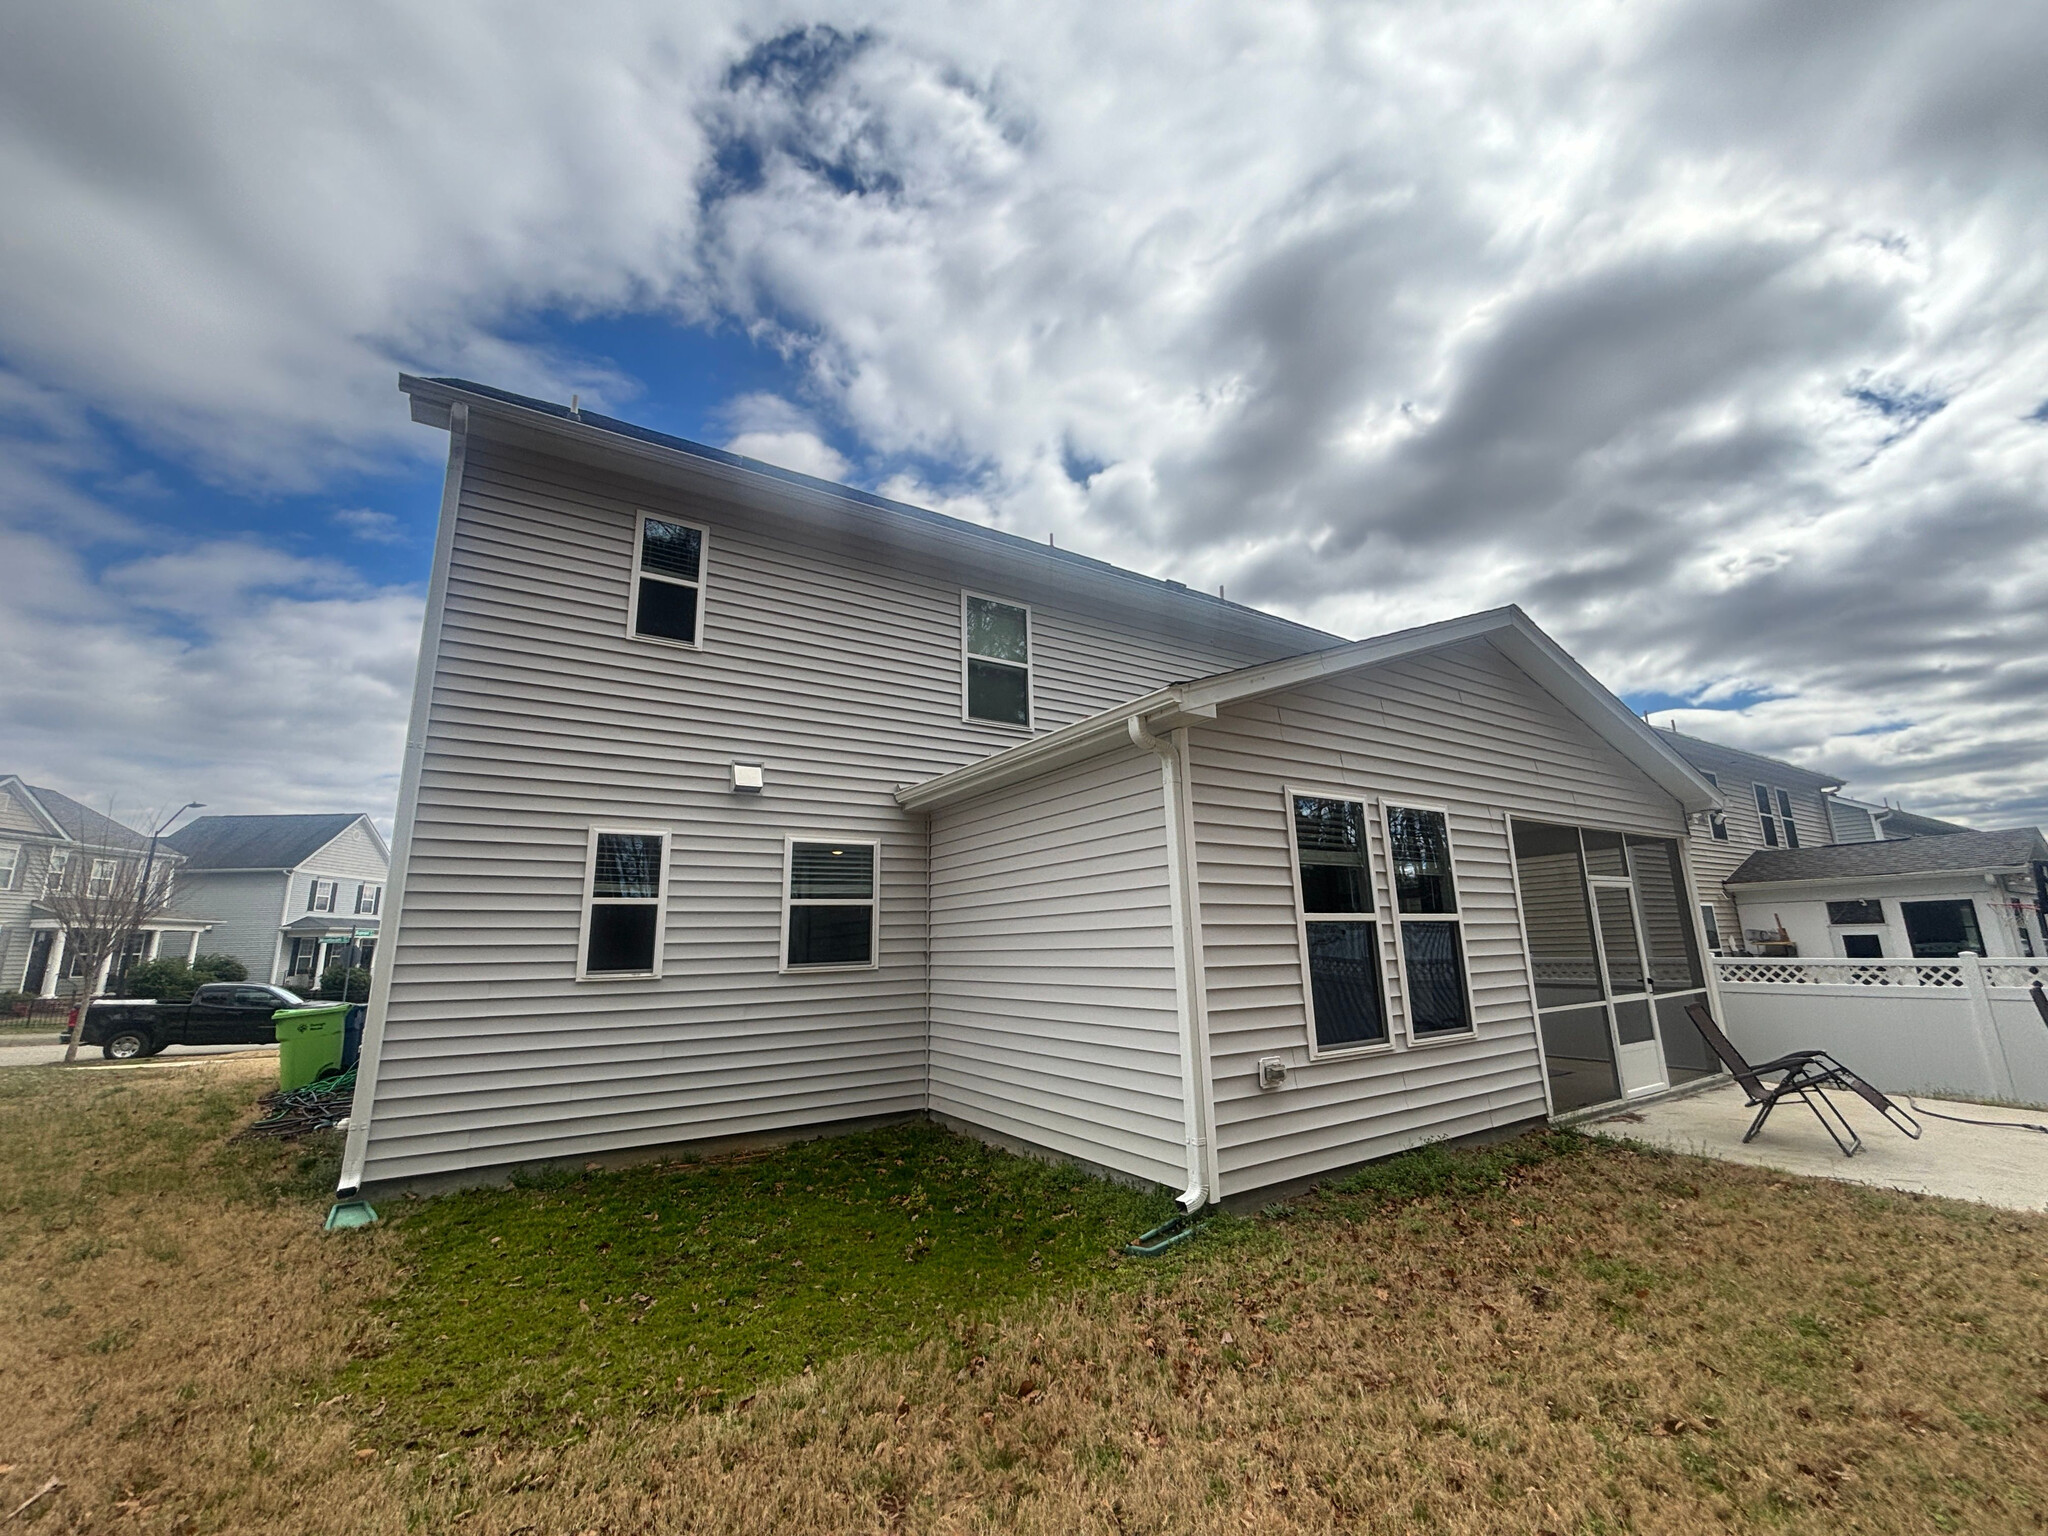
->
[3, 1058, 2046, 1534]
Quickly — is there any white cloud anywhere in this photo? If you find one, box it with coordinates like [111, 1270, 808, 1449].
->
[0, 1, 2044, 826]
[333, 508, 406, 543]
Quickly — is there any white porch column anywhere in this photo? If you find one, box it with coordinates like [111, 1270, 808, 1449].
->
[39, 930, 66, 999]
[186, 930, 201, 963]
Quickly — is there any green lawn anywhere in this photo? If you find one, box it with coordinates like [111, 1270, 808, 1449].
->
[356, 1122, 1185, 1433]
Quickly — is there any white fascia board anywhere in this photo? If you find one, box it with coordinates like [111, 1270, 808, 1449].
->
[0, 777, 73, 840]
[1727, 866, 2031, 893]
[896, 605, 1722, 817]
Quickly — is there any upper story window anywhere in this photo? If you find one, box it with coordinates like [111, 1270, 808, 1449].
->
[1752, 784, 1801, 848]
[355, 883, 382, 916]
[629, 514, 708, 648]
[88, 858, 118, 898]
[308, 879, 338, 913]
[0, 843, 17, 891]
[43, 849, 70, 895]
[1700, 772, 1728, 841]
[1288, 793, 1387, 1052]
[962, 594, 1031, 728]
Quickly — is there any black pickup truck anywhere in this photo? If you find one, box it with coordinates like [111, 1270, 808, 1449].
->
[72, 983, 309, 1059]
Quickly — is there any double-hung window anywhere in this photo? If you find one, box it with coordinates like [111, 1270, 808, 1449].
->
[88, 858, 118, 898]
[308, 879, 337, 913]
[1701, 772, 1728, 841]
[355, 883, 382, 916]
[43, 849, 69, 895]
[579, 829, 668, 978]
[1753, 785, 1801, 848]
[962, 594, 1031, 727]
[783, 839, 879, 970]
[1383, 804, 1474, 1039]
[0, 843, 17, 892]
[1288, 793, 1387, 1051]
[629, 514, 708, 648]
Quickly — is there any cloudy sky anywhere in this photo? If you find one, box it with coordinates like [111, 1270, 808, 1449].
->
[3, 0, 2044, 834]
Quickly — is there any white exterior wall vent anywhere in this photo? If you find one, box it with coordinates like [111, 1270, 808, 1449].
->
[730, 762, 765, 794]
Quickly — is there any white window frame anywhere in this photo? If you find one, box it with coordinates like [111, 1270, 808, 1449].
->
[1282, 786, 1395, 1060]
[43, 849, 70, 895]
[1700, 772, 1728, 841]
[88, 858, 118, 898]
[1380, 800, 1479, 1047]
[779, 835, 881, 974]
[960, 591, 1034, 730]
[355, 883, 382, 916]
[1698, 902, 1724, 954]
[308, 878, 337, 914]
[0, 842, 17, 892]
[575, 826, 671, 982]
[1752, 783, 1802, 849]
[626, 511, 710, 651]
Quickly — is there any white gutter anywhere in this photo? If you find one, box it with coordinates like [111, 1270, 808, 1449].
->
[337, 401, 468, 1198]
[1127, 715, 1221, 1213]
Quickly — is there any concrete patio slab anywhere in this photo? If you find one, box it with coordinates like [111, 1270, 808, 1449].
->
[1586, 1081, 2048, 1214]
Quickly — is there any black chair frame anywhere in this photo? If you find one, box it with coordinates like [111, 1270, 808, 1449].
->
[1683, 1002, 1921, 1158]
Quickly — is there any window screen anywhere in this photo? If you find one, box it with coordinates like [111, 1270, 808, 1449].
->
[1776, 789, 1801, 848]
[1826, 899, 1882, 926]
[964, 597, 1030, 726]
[1842, 933, 1883, 958]
[786, 841, 877, 968]
[1291, 794, 1385, 1049]
[632, 516, 705, 646]
[1384, 805, 1471, 1038]
[584, 831, 665, 976]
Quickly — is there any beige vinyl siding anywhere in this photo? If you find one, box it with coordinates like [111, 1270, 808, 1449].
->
[1187, 636, 1691, 1198]
[1667, 739, 1834, 948]
[362, 427, 1309, 1185]
[927, 747, 1183, 1189]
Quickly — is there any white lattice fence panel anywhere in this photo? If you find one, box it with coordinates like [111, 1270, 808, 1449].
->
[1984, 962, 2048, 990]
[1714, 959, 1964, 988]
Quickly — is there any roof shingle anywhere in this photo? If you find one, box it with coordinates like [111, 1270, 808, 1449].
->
[164, 813, 366, 871]
[1727, 827, 2048, 885]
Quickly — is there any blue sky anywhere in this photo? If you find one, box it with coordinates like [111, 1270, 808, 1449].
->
[3, 2, 2044, 833]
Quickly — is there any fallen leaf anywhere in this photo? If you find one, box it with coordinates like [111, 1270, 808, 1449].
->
[354, 1449, 378, 1462]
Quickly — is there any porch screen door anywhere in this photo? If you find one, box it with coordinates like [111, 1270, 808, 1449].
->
[1591, 882, 1666, 1097]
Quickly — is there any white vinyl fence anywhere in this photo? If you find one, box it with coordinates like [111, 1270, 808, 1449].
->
[1713, 956, 2048, 1105]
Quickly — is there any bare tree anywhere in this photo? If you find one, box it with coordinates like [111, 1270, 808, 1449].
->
[44, 835, 179, 1065]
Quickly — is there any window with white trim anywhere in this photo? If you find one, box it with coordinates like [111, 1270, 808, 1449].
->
[1752, 784, 1801, 848]
[1383, 804, 1474, 1039]
[1700, 772, 1728, 841]
[0, 843, 17, 892]
[355, 883, 382, 916]
[962, 594, 1031, 727]
[88, 858, 118, 898]
[43, 849, 69, 895]
[1698, 902, 1723, 953]
[579, 830, 668, 978]
[308, 879, 337, 913]
[628, 514, 707, 647]
[783, 839, 878, 970]
[1287, 793, 1387, 1050]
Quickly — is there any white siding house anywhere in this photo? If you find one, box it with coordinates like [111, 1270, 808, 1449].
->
[340, 378, 1725, 1206]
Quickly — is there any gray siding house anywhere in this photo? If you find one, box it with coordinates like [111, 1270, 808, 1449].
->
[0, 777, 214, 996]
[340, 378, 1727, 1207]
[163, 814, 390, 987]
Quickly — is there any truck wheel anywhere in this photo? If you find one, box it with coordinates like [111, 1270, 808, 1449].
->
[102, 1029, 153, 1061]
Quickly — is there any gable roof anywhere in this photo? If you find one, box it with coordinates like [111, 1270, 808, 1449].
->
[1656, 729, 1843, 791]
[896, 606, 1722, 814]
[9, 781, 154, 852]
[400, 375, 1338, 654]
[164, 813, 378, 871]
[1726, 827, 2048, 886]
[1874, 805, 1973, 837]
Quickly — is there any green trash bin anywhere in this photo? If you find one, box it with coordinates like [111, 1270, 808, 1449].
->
[274, 1006, 348, 1091]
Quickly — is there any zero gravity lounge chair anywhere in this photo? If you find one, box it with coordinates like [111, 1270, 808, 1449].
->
[1682, 1002, 1922, 1158]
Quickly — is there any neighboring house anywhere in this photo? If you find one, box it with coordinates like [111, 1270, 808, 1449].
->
[338, 377, 1728, 1209]
[1824, 793, 1971, 844]
[163, 814, 390, 988]
[1655, 730, 1843, 955]
[1726, 828, 2048, 961]
[0, 776, 214, 997]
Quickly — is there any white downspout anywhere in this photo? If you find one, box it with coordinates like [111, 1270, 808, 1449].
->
[1128, 714, 1219, 1213]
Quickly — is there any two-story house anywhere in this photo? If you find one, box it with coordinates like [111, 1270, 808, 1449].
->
[0, 777, 215, 997]
[162, 814, 390, 988]
[337, 377, 1729, 1211]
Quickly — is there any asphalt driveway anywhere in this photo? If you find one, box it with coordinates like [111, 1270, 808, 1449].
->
[0, 1038, 278, 1069]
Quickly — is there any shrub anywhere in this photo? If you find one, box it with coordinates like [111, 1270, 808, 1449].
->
[1, 990, 33, 1018]
[118, 958, 200, 1001]
[317, 965, 371, 1002]
[191, 953, 248, 983]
